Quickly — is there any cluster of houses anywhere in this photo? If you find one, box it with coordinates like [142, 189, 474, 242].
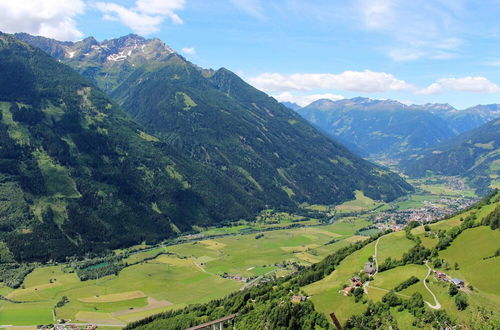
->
[341, 276, 364, 296]
[374, 196, 477, 229]
[37, 325, 97, 330]
[221, 273, 248, 282]
[435, 271, 465, 288]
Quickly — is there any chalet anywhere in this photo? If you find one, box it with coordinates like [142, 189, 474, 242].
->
[351, 276, 363, 287]
[291, 295, 308, 303]
[434, 271, 447, 281]
[451, 278, 464, 287]
[364, 262, 375, 275]
[342, 286, 353, 296]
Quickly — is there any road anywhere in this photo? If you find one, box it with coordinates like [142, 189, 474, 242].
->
[364, 238, 441, 310]
[363, 236, 381, 293]
[240, 269, 277, 291]
[423, 261, 442, 309]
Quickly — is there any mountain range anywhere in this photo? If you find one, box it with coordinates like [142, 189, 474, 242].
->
[0, 33, 413, 261]
[401, 118, 500, 193]
[297, 97, 499, 159]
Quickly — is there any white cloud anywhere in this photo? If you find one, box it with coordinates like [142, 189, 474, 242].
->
[274, 92, 344, 107]
[418, 77, 500, 95]
[181, 47, 195, 55]
[95, 0, 186, 35]
[361, 0, 396, 29]
[0, 0, 85, 41]
[247, 70, 414, 94]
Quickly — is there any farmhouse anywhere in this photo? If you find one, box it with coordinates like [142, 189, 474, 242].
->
[342, 286, 353, 296]
[434, 271, 448, 281]
[351, 276, 363, 287]
[364, 262, 375, 275]
[451, 278, 464, 287]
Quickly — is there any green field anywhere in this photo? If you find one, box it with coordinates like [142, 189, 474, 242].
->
[335, 190, 385, 214]
[304, 241, 376, 324]
[302, 195, 499, 328]
[376, 231, 416, 262]
[0, 217, 369, 326]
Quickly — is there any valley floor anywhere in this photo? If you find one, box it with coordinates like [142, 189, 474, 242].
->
[0, 176, 491, 328]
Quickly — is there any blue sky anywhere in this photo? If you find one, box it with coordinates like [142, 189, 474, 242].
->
[1, 0, 500, 108]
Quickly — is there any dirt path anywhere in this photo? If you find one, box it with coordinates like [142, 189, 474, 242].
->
[423, 261, 441, 309]
[363, 237, 381, 293]
[364, 239, 441, 310]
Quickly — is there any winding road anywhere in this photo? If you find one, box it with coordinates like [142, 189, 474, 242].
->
[364, 237, 441, 310]
[423, 261, 441, 309]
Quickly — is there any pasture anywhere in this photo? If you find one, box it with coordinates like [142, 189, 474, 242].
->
[0, 217, 369, 326]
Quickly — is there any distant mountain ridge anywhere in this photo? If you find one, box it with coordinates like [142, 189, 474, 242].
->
[297, 97, 499, 159]
[401, 118, 500, 193]
[15, 33, 177, 93]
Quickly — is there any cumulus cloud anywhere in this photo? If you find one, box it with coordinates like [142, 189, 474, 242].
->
[418, 77, 500, 95]
[274, 92, 344, 107]
[0, 0, 85, 41]
[95, 0, 186, 35]
[247, 70, 414, 94]
[181, 47, 196, 55]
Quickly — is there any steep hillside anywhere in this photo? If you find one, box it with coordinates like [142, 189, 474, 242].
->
[298, 98, 456, 158]
[0, 33, 269, 262]
[113, 60, 412, 205]
[18, 33, 413, 206]
[401, 118, 500, 193]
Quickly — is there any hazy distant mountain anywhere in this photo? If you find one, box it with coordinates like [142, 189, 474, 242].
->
[297, 97, 500, 159]
[281, 101, 301, 110]
[401, 118, 500, 193]
[413, 103, 500, 134]
[18, 33, 413, 208]
[298, 98, 456, 158]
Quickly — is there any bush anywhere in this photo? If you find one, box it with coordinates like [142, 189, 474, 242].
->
[448, 284, 458, 296]
[394, 276, 419, 292]
[455, 292, 468, 310]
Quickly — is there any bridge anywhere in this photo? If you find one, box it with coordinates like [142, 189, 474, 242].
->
[186, 313, 238, 330]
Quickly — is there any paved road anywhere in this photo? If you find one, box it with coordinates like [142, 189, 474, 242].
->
[423, 261, 442, 309]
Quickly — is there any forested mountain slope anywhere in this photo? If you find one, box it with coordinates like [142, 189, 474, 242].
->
[401, 118, 500, 193]
[298, 98, 456, 158]
[0, 34, 271, 261]
[18, 33, 413, 206]
[297, 98, 499, 159]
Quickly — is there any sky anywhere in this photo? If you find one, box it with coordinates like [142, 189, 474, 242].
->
[1, 0, 500, 108]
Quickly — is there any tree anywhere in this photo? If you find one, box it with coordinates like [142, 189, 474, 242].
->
[448, 284, 458, 296]
[455, 292, 468, 310]
[424, 225, 431, 232]
[382, 291, 402, 307]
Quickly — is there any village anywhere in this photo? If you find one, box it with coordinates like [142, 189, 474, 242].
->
[373, 196, 478, 232]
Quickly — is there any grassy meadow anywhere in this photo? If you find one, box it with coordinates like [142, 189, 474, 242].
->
[0, 217, 369, 326]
